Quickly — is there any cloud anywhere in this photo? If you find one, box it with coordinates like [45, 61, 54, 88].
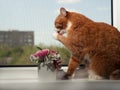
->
[57, 0, 81, 4]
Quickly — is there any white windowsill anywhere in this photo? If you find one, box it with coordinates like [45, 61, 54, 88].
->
[0, 67, 38, 83]
[0, 67, 120, 90]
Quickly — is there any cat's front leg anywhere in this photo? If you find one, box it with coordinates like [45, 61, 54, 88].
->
[53, 32, 67, 45]
[61, 56, 80, 80]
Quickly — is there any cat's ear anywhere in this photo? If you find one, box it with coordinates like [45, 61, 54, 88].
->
[60, 7, 67, 17]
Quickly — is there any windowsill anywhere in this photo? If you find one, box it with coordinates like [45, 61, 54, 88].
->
[0, 66, 87, 83]
[0, 66, 120, 90]
[0, 67, 68, 83]
[0, 67, 38, 83]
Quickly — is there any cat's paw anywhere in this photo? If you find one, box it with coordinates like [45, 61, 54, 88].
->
[61, 73, 71, 80]
[88, 70, 103, 80]
[53, 32, 59, 40]
[88, 74, 103, 80]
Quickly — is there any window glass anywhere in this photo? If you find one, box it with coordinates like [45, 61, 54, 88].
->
[0, 0, 112, 65]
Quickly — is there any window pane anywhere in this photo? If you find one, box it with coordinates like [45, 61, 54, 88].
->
[0, 0, 112, 65]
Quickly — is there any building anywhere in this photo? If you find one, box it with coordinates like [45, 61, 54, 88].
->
[0, 30, 34, 47]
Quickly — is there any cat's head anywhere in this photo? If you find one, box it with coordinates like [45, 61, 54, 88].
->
[54, 7, 72, 35]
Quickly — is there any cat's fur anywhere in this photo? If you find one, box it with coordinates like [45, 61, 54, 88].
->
[53, 7, 120, 80]
[80, 46, 120, 79]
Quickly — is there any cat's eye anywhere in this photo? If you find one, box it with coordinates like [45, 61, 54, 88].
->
[55, 23, 63, 29]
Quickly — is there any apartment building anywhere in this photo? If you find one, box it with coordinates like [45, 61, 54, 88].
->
[0, 30, 34, 47]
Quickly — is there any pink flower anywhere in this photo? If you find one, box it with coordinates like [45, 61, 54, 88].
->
[49, 50, 57, 56]
[30, 49, 49, 62]
[30, 49, 62, 70]
[33, 49, 49, 58]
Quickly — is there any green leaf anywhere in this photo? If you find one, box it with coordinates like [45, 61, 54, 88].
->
[36, 46, 42, 50]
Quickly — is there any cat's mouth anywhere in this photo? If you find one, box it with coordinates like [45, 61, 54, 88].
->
[56, 29, 66, 35]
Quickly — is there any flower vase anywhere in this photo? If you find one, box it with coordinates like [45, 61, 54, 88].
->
[38, 62, 57, 81]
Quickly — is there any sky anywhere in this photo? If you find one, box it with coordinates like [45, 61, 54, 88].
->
[0, 0, 112, 45]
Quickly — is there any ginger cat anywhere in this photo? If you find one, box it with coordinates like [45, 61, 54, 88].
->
[80, 45, 120, 80]
[53, 7, 120, 80]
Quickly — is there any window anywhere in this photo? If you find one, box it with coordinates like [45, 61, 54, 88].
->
[0, 0, 112, 66]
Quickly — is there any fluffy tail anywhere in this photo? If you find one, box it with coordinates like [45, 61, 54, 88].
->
[110, 69, 120, 80]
